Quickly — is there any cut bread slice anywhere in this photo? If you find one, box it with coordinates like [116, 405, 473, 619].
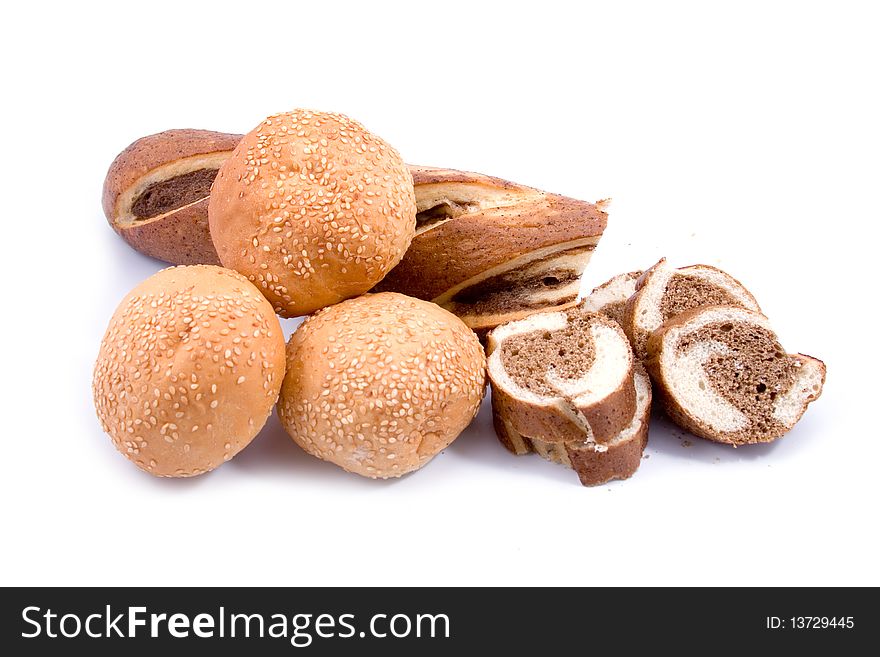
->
[645, 305, 825, 445]
[623, 259, 761, 360]
[487, 306, 649, 485]
[580, 270, 643, 327]
[488, 307, 636, 444]
[374, 166, 608, 333]
[494, 365, 651, 486]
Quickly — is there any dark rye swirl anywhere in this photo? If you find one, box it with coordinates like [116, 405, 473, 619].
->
[622, 258, 761, 360]
[374, 166, 608, 333]
[486, 304, 648, 486]
[645, 306, 825, 445]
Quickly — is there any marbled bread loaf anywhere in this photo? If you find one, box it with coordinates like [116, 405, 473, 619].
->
[375, 166, 608, 333]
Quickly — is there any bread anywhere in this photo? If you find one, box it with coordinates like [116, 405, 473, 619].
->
[208, 109, 417, 318]
[486, 304, 648, 485]
[374, 166, 608, 333]
[580, 270, 643, 326]
[645, 305, 825, 445]
[277, 292, 486, 478]
[494, 366, 651, 486]
[102, 129, 241, 265]
[623, 258, 761, 359]
[92, 265, 286, 476]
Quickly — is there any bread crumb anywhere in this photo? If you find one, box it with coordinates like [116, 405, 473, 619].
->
[682, 440, 692, 448]
[642, 453, 650, 459]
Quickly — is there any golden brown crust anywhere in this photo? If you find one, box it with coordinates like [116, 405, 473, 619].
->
[374, 166, 607, 327]
[102, 129, 241, 264]
[585, 355, 637, 442]
[428, 194, 602, 294]
[92, 265, 286, 477]
[209, 110, 416, 318]
[564, 415, 648, 486]
[110, 197, 220, 265]
[490, 382, 591, 444]
[408, 164, 526, 190]
[277, 293, 486, 478]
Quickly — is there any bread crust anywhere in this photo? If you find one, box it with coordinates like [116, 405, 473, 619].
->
[564, 416, 648, 485]
[108, 197, 220, 264]
[92, 265, 286, 477]
[645, 305, 826, 444]
[102, 129, 241, 265]
[375, 166, 607, 329]
[623, 259, 760, 359]
[490, 382, 595, 444]
[621, 264, 656, 356]
[276, 292, 486, 478]
[408, 165, 524, 190]
[493, 367, 651, 486]
[581, 270, 643, 326]
[380, 192, 604, 301]
[588, 270, 643, 298]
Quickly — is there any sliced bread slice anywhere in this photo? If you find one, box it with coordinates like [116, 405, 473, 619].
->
[488, 307, 637, 445]
[623, 259, 761, 360]
[487, 306, 648, 485]
[580, 270, 642, 327]
[494, 365, 651, 486]
[645, 305, 825, 445]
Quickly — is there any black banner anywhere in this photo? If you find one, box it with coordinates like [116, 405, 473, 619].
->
[0, 587, 873, 654]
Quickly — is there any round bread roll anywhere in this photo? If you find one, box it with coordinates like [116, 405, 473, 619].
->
[93, 265, 286, 477]
[208, 109, 417, 318]
[278, 292, 487, 478]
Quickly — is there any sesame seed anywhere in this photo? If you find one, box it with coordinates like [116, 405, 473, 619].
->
[93, 265, 285, 477]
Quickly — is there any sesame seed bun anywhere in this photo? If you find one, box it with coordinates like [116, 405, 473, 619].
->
[277, 292, 487, 478]
[208, 109, 417, 318]
[93, 265, 286, 477]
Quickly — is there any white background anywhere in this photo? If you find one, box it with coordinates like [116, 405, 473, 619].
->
[2, 1, 877, 586]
